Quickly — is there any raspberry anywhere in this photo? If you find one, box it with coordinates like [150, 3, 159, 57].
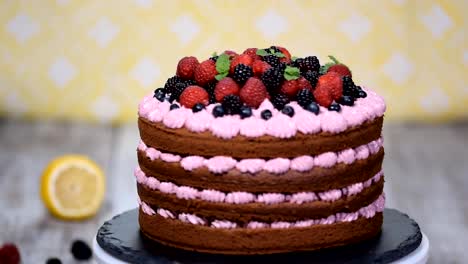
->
[296, 76, 313, 90]
[317, 72, 343, 100]
[296, 88, 315, 107]
[0, 243, 20, 264]
[242, 48, 261, 61]
[263, 55, 280, 68]
[280, 79, 299, 98]
[222, 95, 242, 115]
[252, 60, 271, 77]
[304, 71, 320, 88]
[194, 60, 218, 86]
[214, 77, 240, 102]
[240, 77, 269, 108]
[179, 86, 210, 108]
[176, 56, 199, 79]
[271, 93, 290, 110]
[261, 67, 283, 92]
[313, 86, 333, 107]
[223, 50, 238, 58]
[275, 46, 292, 63]
[328, 64, 352, 78]
[230, 54, 253, 74]
[232, 64, 253, 83]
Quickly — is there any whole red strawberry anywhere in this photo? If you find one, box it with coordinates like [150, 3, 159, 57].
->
[252, 60, 271, 77]
[280, 79, 299, 98]
[313, 86, 333, 107]
[194, 60, 217, 86]
[179, 86, 209, 108]
[296, 76, 313, 90]
[328, 64, 352, 77]
[243, 48, 261, 61]
[240, 77, 269, 108]
[214, 77, 240, 102]
[230, 54, 253, 74]
[317, 72, 343, 100]
[275, 46, 291, 63]
[176, 56, 199, 79]
[0, 243, 20, 264]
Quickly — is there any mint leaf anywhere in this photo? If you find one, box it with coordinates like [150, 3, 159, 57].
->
[269, 48, 276, 54]
[215, 53, 230, 75]
[328, 55, 339, 64]
[256, 49, 269, 56]
[284, 66, 300, 81]
[319, 62, 334, 74]
[291, 56, 298, 61]
[211, 51, 218, 57]
[274, 52, 285, 58]
[215, 72, 229, 81]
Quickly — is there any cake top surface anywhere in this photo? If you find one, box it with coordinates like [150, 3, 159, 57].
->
[138, 46, 385, 138]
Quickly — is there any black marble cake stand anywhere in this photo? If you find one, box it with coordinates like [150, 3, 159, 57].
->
[94, 208, 429, 264]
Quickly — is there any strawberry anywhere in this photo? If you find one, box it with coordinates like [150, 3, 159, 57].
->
[176, 56, 199, 79]
[214, 77, 240, 102]
[0, 243, 20, 264]
[280, 79, 299, 98]
[316, 72, 343, 100]
[328, 64, 352, 77]
[179, 86, 209, 108]
[252, 60, 271, 77]
[194, 60, 217, 86]
[276, 46, 291, 63]
[296, 76, 313, 90]
[224, 50, 238, 58]
[243, 48, 261, 61]
[229, 54, 253, 74]
[313, 86, 333, 107]
[240, 77, 269, 108]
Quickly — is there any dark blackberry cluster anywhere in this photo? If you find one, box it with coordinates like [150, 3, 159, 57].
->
[153, 88, 166, 102]
[293, 56, 320, 73]
[205, 81, 217, 104]
[296, 89, 314, 107]
[261, 67, 283, 92]
[164, 76, 184, 93]
[222, 95, 242, 115]
[169, 82, 189, 101]
[263, 55, 280, 68]
[233, 64, 253, 83]
[342, 76, 367, 98]
[304, 70, 320, 88]
[271, 93, 289, 110]
[209, 55, 218, 62]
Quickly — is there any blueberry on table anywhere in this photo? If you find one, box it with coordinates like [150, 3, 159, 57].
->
[71, 240, 92, 261]
[46, 258, 62, 264]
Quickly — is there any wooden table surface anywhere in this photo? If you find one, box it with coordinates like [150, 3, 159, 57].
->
[0, 118, 467, 264]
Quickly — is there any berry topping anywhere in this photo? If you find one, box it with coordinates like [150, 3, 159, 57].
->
[328, 102, 341, 112]
[239, 105, 253, 119]
[275, 46, 292, 63]
[222, 94, 242, 115]
[194, 59, 218, 86]
[230, 54, 253, 74]
[232, 64, 253, 83]
[280, 79, 300, 98]
[209, 55, 218, 62]
[0, 243, 20, 264]
[240, 77, 269, 108]
[169, 81, 191, 102]
[338, 95, 354, 106]
[179, 86, 209, 108]
[294, 56, 320, 73]
[355, 86, 367, 98]
[296, 88, 315, 107]
[223, 50, 238, 58]
[212, 105, 225, 118]
[252, 60, 272, 77]
[296, 76, 313, 90]
[281, 105, 295, 117]
[205, 81, 217, 104]
[342, 76, 356, 96]
[46, 258, 62, 264]
[214, 77, 240, 102]
[243, 48, 261, 61]
[154, 89, 166, 102]
[323, 56, 352, 77]
[261, 109, 273, 120]
[271, 93, 290, 110]
[316, 72, 343, 101]
[192, 103, 205, 112]
[164, 75, 184, 93]
[261, 67, 283, 91]
[313, 85, 333, 107]
[305, 102, 320, 114]
[176, 56, 199, 79]
[170, 103, 180, 110]
[263, 55, 281, 68]
[71, 240, 92, 261]
[304, 70, 320, 88]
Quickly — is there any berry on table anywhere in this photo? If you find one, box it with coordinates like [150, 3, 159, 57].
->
[46, 258, 62, 264]
[232, 64, 253, 83]
[177, 56, 199, 79]
[239, 105, 253, 119]
[240, 77, 269, 108]
[212, 105, 225, 118]
[305, 102, 320, 115]
[271, 93, 290, 110]
[194, 59, 218, 86]
[281, 105, 295, 117]
[338, 95, 354, 106]
[179, 86, 209, 108]
[170, 103, 180, 110]
[71, 240, 92, 261]
[261, 109, 273, 120]
[222, 94, 242, 115]
[296, 88, 314, 107]
[192, 103, 205, 112]
[214, 77, 240, 102]
[328, 102, 341, 112]
[0, 243, 21, 264]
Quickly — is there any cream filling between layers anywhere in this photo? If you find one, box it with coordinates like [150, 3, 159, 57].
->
[139, 194, 385, 229]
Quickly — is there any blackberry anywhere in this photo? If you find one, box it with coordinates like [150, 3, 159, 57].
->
[170, 103, 180, 110]
[222, 95, 242, 115]
[71, 240, 92, 261]
[296, 89, 314, 107]
[304, 71, 320, 88]
[212, 105, 225, 118]
[164, 76, 184, 93]
[192, 103, 205, 112]
[328, 102, 341, 112]
[239, 105, 253, 119]
[263, 55, 280, 68]
[261, 67, 283, 92]
[261, 109, 273, 120]
[209, 56, 218, 62]
[302, 56, 320, 72]
[169, 82, 189, 102]
[271, 93, 289, 110]
[342, 76, 357, 97]
[233, 64, 253, 83]
[282, 105, 295, 117]
[291, 57, 303, 69]
[338, 95, 354, 106]
[153, 89, 166, 102]
[305, 102, 320, 114]
[205, 81, 217, 104]
[355, 86, 367, 98]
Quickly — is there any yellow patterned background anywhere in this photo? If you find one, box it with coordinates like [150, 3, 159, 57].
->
[0, 0, 466, 123]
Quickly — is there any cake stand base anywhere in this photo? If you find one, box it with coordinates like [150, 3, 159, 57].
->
[94, 208, 429, 264]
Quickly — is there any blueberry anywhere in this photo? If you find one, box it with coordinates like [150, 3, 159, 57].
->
[338, 95, 354, 106]
[212, 105, 225, 118]
[328, 102, 341, 112]
[305, 102, 320, 115]
[239, 105, 252, 119]
[46, 258, 62, 264]
[153, 89, 166, 102]
[71, 240, 92, 261]
[169, 104, 179, 110]
[357, 90, 367, 98]
[261, 109, 273, 120]
[281, 105, 295, 117]
[192, 103, 205, 113]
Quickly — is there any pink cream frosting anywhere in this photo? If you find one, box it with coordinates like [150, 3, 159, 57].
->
[138, 88, 385, 139]
[134, 166, 384, 205]
[140, 193, 385, 229]
[138, 137, 383, 174]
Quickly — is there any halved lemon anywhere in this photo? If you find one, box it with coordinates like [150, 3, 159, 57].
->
[40, 155, 106, 220]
